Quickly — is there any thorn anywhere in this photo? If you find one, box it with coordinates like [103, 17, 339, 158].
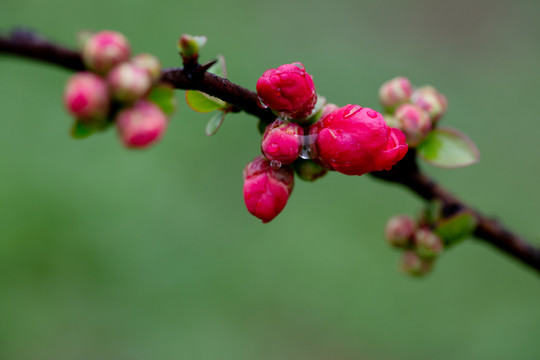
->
[197, 59, 217, 75]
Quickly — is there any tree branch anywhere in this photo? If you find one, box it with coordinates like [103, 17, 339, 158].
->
[2, 31, 539, 274]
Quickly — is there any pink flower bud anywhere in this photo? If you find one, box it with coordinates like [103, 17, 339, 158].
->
[411, 86, 448, 121]
[116, 101, 168, 148]
[394, 104, 432, 147]
[310, 105, 408, 176]
[131, 53, 162, 82]
[385, 215, 416, 248]
[243, 156, 294, 223]
[320, 103, 339, 120]
[256, 62, 316, 119]
[82, 31, 131, 74]
[415, 228, 444, 259]
[379, 77, 412, 110]
[108, 63, 152, 102]
[292, 159, 327, 182]
[261, 119, 303, 165]
[400, 251, 433, 276]
[64, 72, 110, 122]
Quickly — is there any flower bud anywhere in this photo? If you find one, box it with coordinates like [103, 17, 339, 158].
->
[310, 105, 408, 176]
[261, 119, 303, 165]
[400, 251, 433, 276]
[64, 72, 110, 122]
[131, 53, 162, 82]
[379, 77, 412, 111]
[243, 156, 294, 223]
[292, 159, 327, 182]
[394, 103, 432, 147]
[411, 86, 448, 121]
[82, 30, 131, 74]
[256, 62, 316, 119]
[415, 228, 444, 259]
[320, 103, 339, 120]
[116, 101, 168, 148]
[108, 63, 152, 102]
[385, 215, 416, 248]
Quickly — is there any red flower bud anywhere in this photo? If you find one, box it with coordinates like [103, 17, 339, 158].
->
[131, 53, 162, 82]
[400, 251, 433, 276]
[310, 105, 408, 176]
[414, 228, 444, 259]
[116, 101, 168, 148]
[243, 156, 294, 223]
[394, 104, 432, 147]
[256, 62, 316, 119]
[64, 72, 110, 122]
[261, 119, 303, 165]
[385, 215, 416, 248]
[379, 77, 412, 110]
[82, 31, 131, 74]
[108, 63, 152, 102]
[411, 86, 448, 121]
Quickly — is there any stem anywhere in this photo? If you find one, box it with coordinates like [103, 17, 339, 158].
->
[2, 31, 539, 274]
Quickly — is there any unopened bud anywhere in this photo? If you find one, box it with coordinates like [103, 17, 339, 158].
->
[379, 77, 412, 111]
[178, 34, 207, 60]
[108, 63, 152, 102]
[261, 119, 303, 165]
[400, 251, 433, 276]
[82, 30, 131, 74]
[385, 215, 416, 248]
[116, 101, 168, 148]
[131, 53, 162, 82]
[415, 228, 444, 259]
[395, 104, 432, 147]
[292, 159, 327, 182]
[64, 72, 110, 122]
[411, 86, 448, 122]
[243, 156, 294, 223]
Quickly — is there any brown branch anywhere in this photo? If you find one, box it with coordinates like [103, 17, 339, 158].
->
[2, 30, 539, 274]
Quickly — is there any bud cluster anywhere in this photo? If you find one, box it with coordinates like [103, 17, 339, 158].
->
[241, 63, 409, 223]
[379, 77, 448, 148]
[64, 30, 170, 148]
[384, 214, 445, 277]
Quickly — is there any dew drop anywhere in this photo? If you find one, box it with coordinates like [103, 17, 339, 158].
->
[257, 96, 268, 109]
[270, 160, 282, 169]
[292, 62, 304, 70]
[343, 106, 362, 119]
[299, 134, 318, 160]
[267, 143, 279, 154]
[367, 110, 378, 118]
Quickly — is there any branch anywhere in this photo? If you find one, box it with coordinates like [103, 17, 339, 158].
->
[2, 31, 539, 274]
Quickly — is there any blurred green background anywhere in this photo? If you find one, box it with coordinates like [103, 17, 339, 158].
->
[1, 0, 540, 359]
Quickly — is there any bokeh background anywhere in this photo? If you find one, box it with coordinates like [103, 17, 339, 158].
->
[1, 0, 540, 359]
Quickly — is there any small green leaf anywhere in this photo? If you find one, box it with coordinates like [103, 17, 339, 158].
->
[207, 55, 226, 78]
[185, 90, 227, 113]
[417, 127, 480, 168]
[435, 211, 477, 246]
[423, 200, 443, 224]
[148, 84, 177, 116]
[205, 112, 225, 136]
[70, 121, 95, 139]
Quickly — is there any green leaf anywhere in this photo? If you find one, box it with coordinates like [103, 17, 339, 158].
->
[185, 90, 227, 113]
[205, 112, 225, 136]
[423, 200, 443, 224]
[207, 55, 226, 78]
[148, 84, 177, 116]
[435, 211, 477, 246]
[70, 121, 95, 139]
[417, 127, 480, 168]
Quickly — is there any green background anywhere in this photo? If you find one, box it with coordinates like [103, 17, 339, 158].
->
[1, 0, 540, 359]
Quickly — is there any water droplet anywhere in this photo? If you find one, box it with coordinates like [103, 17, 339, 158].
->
[270, 160, 282, 169]
[299, 134, 318, 159]
[367, 110, 378, 118]
[267, 143, 279, 154]
[292, 62, 304, 70]
[257, 96, 268, 109]
[343, 106, 362, 119]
